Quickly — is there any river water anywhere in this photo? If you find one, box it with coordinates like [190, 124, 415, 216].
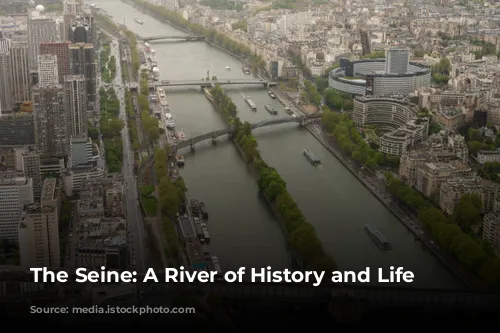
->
[92, 0, 462, 288]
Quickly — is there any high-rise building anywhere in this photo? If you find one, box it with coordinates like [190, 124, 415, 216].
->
[21, 150, 42, 199]
[63, 0, 81, 43]
[33, 85, 68, 156]
[69, 15, 97, 45]
[0, 177, 34, 241]
[385, 47, 409, 75]
[64, 74, 87, 136]
[19, 178, 61, 268]
[69, 43, 97, 117]
[0, 113, 35, 146]
[27, 17, 57, 70]
[37, 54, 59, 86]
[0, 38, 13, 113]
[10, 39, 31, 104]
[69, 135, 93, 168]
[63, 0, 81, 16]
[40, 42, 70, 84]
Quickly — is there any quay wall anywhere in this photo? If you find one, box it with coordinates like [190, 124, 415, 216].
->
[305, 126, 471, 289]
[122, 0, 246, 63]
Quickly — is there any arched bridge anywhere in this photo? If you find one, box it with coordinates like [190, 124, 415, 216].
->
[154, 79, 277, 89]
[138, 35, 205, 42]
[174, 114, 322, 151]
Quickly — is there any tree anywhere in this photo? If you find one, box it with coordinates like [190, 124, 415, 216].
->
[289, 223, 322, 261]
[467, 128, 482, 142]
[452, 194, 482, 232]
[264, 182, 286, 201]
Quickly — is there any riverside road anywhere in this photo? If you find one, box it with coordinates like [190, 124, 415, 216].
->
[93, 0, 463, 288]
[110, 37, 148, 272]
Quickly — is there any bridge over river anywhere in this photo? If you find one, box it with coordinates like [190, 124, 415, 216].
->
[137, 34, 205, 42]
[173, 114, 322, 151]
[151, 79, 278, 89]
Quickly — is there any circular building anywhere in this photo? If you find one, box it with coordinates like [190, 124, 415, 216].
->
[353, 95, 429, 155]
[328, 49, 431, 96]
[353, 95, 416, 129]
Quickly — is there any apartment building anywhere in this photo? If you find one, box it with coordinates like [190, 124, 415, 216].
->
[37, 54, 59, 86]
[415, 160, 473, 199]
[19, 178, 61, 269]
[399, 132, 468, 186]
[32, 84, 67, 157]
[10, 39, 30, 104]
[482, 209, 500, 256]
[21, 150, 42, 199]
[0, 177, 34, 241]
[74, 178, 127, 269]
[476, 150, 500, 164]
[439, 177, 499, 215]
[39, 42, 71, 84]
[0, 113, 35, 146]
[379, 118, 430, 156]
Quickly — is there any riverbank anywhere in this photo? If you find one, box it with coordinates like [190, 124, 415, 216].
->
[203, 86, 336, 272]
[305, 124, 477, 289]
[122, 0, 265, 70]
[232, 142, 304, 270]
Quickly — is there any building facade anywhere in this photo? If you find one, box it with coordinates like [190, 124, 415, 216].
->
[32, 85, 67, 156]
[69, 43, 97, 117]
[0, 38, 13, 112]
[10, 39, 30, 104]
[19, 178, 61, 269]
[37, 54, 59, 86]
[0, 177, 34, 241]
[39, 42, 70, 84]
[27, 17, 58, 70]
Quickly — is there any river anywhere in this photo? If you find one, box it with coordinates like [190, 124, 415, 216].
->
[92, 0, 462, 288]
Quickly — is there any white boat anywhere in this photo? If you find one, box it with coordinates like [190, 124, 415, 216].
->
[150, 50, 157, 66]
[135, 19, 144, 25]
[157, 88, 168, 107]
[152, 67, 160, 81]
[225, 66, 231, 71]
[164, 112, 176, 129]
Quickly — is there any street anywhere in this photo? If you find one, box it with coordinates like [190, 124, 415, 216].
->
[109, 38, 147, 273]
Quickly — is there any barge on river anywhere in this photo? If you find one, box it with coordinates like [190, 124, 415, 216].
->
[245, 96, 257, 111]
[265, 104, 278, 115]
[303, 148, 320, 165]
[365, 223, 392, 250]
[190, 199, 208, 220]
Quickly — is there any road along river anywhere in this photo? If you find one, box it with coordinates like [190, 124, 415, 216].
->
[92, 0, 462, 288]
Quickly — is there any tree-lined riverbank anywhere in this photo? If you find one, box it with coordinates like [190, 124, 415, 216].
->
[208, 85, 337, 271]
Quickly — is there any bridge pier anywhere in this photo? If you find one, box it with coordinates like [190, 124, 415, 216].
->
[211, 135, 217, 145]
[190, 142, 195, 152]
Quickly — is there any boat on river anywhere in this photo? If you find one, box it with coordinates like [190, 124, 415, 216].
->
[244, 96, 257, 111]
[265, 104, 278, 115]
[303, 148, 320, 165]
[365, 223, 392, 250]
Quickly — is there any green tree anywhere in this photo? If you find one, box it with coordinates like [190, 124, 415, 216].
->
[452, 194, 482, 232]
